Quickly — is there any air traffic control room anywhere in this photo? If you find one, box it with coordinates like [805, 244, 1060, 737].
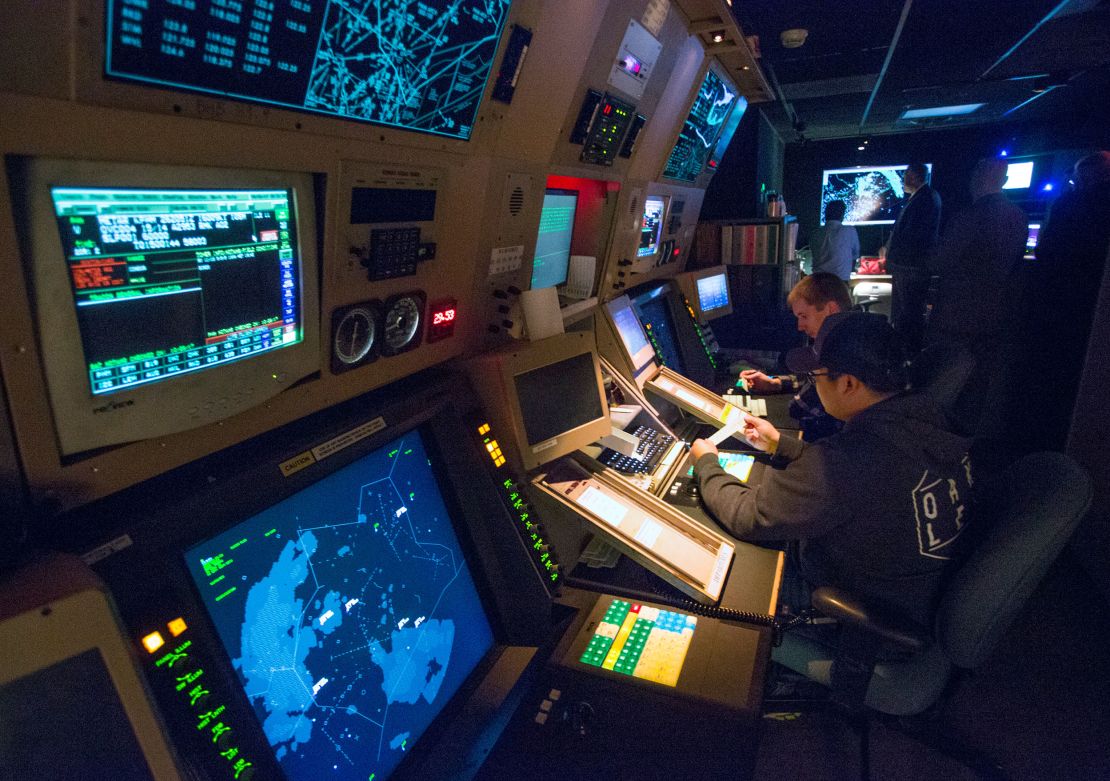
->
[1, 2, 1109, 779]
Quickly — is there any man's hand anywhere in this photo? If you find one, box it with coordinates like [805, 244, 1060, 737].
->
[739, 369, 783, 393]
[690, 438, 718, 462]
[740, 415, 781, 453]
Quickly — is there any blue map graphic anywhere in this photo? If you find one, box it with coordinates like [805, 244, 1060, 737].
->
[663, 69, 739, 183]
[189, 431, 494, 781]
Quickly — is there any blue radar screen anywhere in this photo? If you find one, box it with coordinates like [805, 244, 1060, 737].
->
[187, 430, 495, 781]
[663, 69, 739, 183]
[106, 0, 512, 140]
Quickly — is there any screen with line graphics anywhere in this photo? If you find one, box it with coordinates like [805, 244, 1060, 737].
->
[51, 186, 303, 396]
[104, 0, 511, 141]
[187, 430, 495, 781]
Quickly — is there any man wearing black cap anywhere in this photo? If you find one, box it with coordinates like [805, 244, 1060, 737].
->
[691, 312, 973, 624]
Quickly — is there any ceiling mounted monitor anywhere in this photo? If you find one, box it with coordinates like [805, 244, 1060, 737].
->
[663, 65, 741, 183]
[104, 0, 511, 140]
[1003, 161, 1035, 190]
[820, 164, 933, 226]
[900, 103, 985, 120]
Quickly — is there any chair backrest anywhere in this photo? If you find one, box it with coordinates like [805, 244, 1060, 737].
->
[935, 452, 1091, 668]
[911, 343, 976, 429]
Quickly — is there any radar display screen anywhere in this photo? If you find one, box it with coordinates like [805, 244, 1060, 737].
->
[820, 164, 932, 225]
[105, 0, 511, 141]
[663, 69, 740, 183]
[635, 293, 683, 373]
[51, 186, 302, 396]
[187, 430, 495, 781]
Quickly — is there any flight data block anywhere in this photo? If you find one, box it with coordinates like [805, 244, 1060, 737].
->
[106, 0, 512, 140]
[187, 431, 495, 781]
[663, 69, 740, 183]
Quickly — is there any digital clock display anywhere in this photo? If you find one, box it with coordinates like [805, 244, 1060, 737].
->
[427, 298, 458, 343]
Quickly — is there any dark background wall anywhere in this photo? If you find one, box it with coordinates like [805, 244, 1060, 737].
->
[780, 116, 1110, 255]
[702, 107, 785, 220]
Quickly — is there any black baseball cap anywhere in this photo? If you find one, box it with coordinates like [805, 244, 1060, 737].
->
[786, 312, 907, 391]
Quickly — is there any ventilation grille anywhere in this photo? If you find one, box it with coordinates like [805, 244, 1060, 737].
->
[509, 186, 525, 217]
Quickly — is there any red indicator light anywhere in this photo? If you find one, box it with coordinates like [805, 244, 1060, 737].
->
[427, 298, 458, 343]
[603, 103, 612, 115]
[673, 247, 681, 256]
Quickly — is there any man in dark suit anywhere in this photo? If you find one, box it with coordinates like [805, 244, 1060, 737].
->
[886, 162, 942, 354]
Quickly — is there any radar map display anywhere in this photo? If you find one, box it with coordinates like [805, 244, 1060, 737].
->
[820, 165, 930, 226]
[663, 69, 739, 183]
[107, 0, 512, 140]
[188, 430, 494, 781]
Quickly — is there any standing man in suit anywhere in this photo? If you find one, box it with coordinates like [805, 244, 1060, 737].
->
[887, 162, 942, 354]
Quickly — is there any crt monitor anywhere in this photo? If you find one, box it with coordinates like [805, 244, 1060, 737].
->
[186, 428, 496, 781]
[17, 157, 320, 456]
[467, 332, 610, 471]
[530, 189, 579, 290]
[638, 196, 668, 258]
[632, 285, 684, 374]
[678, 265, 732, 322]
[104, 0, 511, 141]
[820, 164, 933, 225]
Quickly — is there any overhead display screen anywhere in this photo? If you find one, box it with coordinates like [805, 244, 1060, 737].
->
[1003, 161, 1034, 190]
[820, 164, 932, 225]
[51, 186, 303, 396]
[187, 430, 495, 781]
[105, 0, 512, 140]
[663, 69, 740, 183]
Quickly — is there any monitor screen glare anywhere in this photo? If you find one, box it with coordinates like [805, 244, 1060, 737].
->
[612, 304, 654, 373]
[638, 197, 666, 258]
[51, 186, 303, 396]
[695, 273, 729, 314]
[820, 164, 932, 225]
[1003, 161, 1035, 190]
[105, 0, 511, 140]
[187, 430, 495, 781]
[531, 189, 578, 290]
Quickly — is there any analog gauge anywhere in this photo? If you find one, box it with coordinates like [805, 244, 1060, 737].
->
[382, 292, 425, 356]
[330, 302, 381, 373]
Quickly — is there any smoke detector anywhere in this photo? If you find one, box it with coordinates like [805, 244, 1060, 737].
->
[780, 28, 808, 48]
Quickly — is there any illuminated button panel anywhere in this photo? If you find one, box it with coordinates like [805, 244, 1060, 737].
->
[579, 599, 697, 687]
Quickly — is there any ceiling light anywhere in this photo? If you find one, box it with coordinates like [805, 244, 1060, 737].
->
[857, 145, 865, 151]
[900, 103, 986, 119]
[712, 32, 725, 43]
[780, 28, 808, 48]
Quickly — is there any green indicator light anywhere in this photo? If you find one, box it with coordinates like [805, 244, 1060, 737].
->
[214, 587, 237, 602]
[229, 538, 247, 550]
[210, 575, 225, 586]
[264, 528, 277, 537]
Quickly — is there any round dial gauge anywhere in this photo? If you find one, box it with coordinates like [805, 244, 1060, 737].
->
[383, 295, 423, 353]
[333, 306, 377, 365]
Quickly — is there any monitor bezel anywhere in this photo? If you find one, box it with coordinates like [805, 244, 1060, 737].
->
[678, 264, 733, 322]
[18, 157, 321, 456]
[175, 415, 513, 781]
[530, 187, 580, 290]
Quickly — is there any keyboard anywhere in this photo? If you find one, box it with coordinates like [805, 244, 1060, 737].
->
[598, 425, 676, 474]
[723, 394, 767, 417]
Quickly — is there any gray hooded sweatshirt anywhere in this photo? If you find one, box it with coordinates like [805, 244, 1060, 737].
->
[695, 392, 973, 625]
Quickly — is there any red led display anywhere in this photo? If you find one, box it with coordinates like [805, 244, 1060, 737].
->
[427, 298, 458, 343]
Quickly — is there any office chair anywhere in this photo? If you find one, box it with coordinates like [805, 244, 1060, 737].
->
[910, 343, 977, 433]
[771, 452, 1092, 780]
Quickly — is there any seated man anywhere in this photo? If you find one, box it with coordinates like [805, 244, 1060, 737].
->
[739, 273, 852, 441]
[693, 313, 973, 625]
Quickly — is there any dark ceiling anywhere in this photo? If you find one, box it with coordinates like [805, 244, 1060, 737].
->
[731, 0, 1110, 141]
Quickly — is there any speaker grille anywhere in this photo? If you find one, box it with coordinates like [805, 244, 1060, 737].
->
[509, 185, 525, 216]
